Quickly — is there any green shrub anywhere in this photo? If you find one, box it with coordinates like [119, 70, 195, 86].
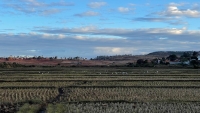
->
[17, 103, 40, 113]
[46, 104, 55, 113]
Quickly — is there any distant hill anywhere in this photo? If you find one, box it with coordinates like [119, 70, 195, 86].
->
[147, 51, 196, 57]
[93, 51, 200, 61]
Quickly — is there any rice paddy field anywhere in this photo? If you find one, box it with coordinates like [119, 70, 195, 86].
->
[1, 67, 200, 113]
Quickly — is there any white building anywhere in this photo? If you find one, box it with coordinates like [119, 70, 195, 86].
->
[183, 61, 190, 65]
[198, 56, 200, 60]
[169, 61, 181, 65]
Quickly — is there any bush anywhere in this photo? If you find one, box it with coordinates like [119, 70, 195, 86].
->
[46, 103, 65, 113]
[17, 103, 40, 113]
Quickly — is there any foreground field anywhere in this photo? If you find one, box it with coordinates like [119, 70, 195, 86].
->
[0, 67, 200, 113]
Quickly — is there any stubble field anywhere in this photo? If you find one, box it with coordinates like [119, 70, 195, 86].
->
[1, 67, 200, 113]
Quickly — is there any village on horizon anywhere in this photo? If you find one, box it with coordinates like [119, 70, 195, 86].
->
[0, 51, 200, 68]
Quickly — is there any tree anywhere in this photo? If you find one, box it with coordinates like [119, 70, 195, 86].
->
[191, 56, 198, 60]
[190, 51, 199, 68]
[180, 52, 191, 63]
[190, 60, 199, 69]
[160, 57, 166, 64]
[181, 52, 191, 58]
[162, 57, 166, 61]
[143, 60, 148, 64]
[193, 51, 199, 57]
[151, 59, 158, 65]
[136, 59, 144, 65]
[37, 56, 42, 60]
[127, 62, 134, 67]
[167, 54, 177, 61]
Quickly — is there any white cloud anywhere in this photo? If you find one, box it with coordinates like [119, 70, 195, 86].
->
[88, 2, 107, 8]
[41, 9, 61, 16]
[94, 47, 137, 55]
[72, 26, 97, 32]
[36, 26, 196, 39]
[74, 36, 87, 40]
[3, 0, 74, 15]
[161, 3, 200, 17]
[1, 29, 200, 58]
[118, 7, 130, 13]
[133, 17, 187, 25]
[58, 34, 66, 39]
[192, 3, 200, 10]
[129, 3, 135, 6]
[20, 0, 45, 7]
[1, 25, 198, 58]
[41, 33, 67, 39]
[19, 0, 74, 7]
[74, 11, 99, 17]
[27, 50, 38, 52]
[73, 34, 126, 41]
[145, 27, 187, 35]
[133, 17, 172, 22]
[168, 3, 186, 7]
[159, 37, 168, 40]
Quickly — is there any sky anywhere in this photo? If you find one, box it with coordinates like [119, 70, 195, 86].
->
[0, 0, 200, 58]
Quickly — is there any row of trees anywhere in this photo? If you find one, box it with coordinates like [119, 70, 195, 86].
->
[0, 62, 25, 68]
[135, 51, 199, 68]
[167, 51, 199, 61]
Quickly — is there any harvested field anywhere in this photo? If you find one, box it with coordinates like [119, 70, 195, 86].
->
[0, 67, 200, 112]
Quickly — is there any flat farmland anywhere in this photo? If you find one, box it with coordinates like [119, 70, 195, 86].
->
[1, 67, 200, 113]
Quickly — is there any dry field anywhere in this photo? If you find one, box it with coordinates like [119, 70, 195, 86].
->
[0, 67, 200, 113]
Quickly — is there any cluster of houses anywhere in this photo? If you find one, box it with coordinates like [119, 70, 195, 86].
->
[165, 54, 200, 65]
[0, 55, 87, 61]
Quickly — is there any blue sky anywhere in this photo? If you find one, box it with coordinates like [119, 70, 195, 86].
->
[0, 0, 200, 58]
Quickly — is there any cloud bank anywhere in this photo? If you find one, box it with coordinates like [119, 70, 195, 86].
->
[88, 2, 107, 8]
[0, 1, 200, 58]
[2, 0, 74, 15]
